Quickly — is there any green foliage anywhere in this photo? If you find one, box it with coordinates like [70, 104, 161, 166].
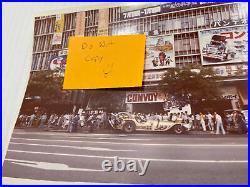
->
[85, 90, 126, 112]
[160, 65, 220, 104]
[26, 70, 64, 104]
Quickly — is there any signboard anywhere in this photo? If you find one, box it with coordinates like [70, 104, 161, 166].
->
[145, 35, 175, 70]
[200, 26, 248, 65]
[121, 2, 224, 20]
[52, 14, 64, 45]
[213, 64, 248, 77]
[125, 91, 167, 103]
[143, 71, 165, 82]
[211, 18, 247, 28]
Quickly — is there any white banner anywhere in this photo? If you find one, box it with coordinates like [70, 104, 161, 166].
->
[143, 71, 165, 82]
[213, 64, 248, 77]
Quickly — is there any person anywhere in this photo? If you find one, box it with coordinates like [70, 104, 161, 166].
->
[67, 113, 74, 133]
[182, 112, 188, 123]
[162, 113, 168, 121]
[152, 57, 159, 67]
[234, 111, 247, 134]
[190, 114, 195, 129]
[39, 113, 47, 128]
[159, 52, 166, 66]
[62, 113, 70, 129]
[171, 113, 177, 122]
[28, 114, 35, 127]
[188, 114, 193, 128]
[57, 114, 64, 127]
[155, 113, 161, 129]
[214, 112, 226, 135]
[71, 114, 80, 132]
[225, 112, 233, 127]
[47, 113, 55, 128]
[200, 112, 206, 131]
[166, 56, 173, 66]
[206, 112, 214, 131]
[195, 113, 201, 130]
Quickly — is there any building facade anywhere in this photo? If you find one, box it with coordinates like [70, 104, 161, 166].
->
[30, 2, 248, 114]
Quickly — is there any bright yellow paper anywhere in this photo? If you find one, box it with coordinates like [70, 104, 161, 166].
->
[63, 34, 146, 89]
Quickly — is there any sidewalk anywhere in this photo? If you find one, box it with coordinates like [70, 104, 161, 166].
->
[14, 127, 247, 136]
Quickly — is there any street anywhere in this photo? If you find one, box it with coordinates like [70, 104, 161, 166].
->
[3, 129, 248, 184]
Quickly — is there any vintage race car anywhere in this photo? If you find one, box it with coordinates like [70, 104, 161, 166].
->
[109, 112, 190, 134]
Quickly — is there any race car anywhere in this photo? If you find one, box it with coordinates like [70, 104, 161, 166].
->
[108, 112, 190, 134]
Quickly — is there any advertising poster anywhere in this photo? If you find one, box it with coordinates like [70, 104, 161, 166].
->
[52, 14, 64, 45]
[200, 26, 248, 65]
[145, 35, 175, 70]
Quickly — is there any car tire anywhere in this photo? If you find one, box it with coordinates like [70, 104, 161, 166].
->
[123, 122, 136, 133]
[173, 124, 184, 134]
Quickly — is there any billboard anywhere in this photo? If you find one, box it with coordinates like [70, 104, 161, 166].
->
[200, 26, 248, 65]
[145, 35, 175, 70]
[52, 14, 65, 45]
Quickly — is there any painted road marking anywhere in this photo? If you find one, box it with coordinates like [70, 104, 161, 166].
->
[2, 177, 123, 185]
[11, 137, 248, 147]
[7, 150, 248, 163]
[5, 158, 102, 172]
[9, 142, 135, 152]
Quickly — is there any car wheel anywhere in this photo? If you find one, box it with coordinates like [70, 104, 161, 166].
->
[174, 125, 184, 134]
[123, 122, 136, 133]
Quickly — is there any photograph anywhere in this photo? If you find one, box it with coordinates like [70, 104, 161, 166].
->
[2, 2, 248, 185]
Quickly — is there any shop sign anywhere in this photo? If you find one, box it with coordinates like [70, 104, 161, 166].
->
[143, 72, 165, 82]
[125, 92, 166, 103]
[211, 18, 247, 28]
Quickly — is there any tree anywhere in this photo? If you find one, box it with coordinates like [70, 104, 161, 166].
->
[160, 65, 220, 106]
[85, 89, 126, 112]
[25, 70, 65, 105]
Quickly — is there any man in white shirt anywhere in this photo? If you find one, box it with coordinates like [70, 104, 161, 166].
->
[206, 112, 214, 131]
[214, 112, 226, 135]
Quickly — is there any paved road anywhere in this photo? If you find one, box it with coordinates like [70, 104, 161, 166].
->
[3, 129, 248, 184]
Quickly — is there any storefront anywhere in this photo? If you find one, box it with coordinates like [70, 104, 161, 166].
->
[125, 90, 192, 114]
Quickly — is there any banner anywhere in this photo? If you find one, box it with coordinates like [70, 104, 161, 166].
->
[125, 91, 166, 103]
[143, 71, 165, 82]
[52, 14, 64, 45]
[213, 64, 248, 77]
[211, 18, 247, 28]
[200, 26, 248, 65]
[121, 2, 224, 20]
[145, 35, 175, 70]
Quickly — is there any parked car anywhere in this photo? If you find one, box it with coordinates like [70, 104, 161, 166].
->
[108, 112, 190, 134]
[224, 109, 248, 134]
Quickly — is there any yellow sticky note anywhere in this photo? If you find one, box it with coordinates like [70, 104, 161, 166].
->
[63, 35, 146, 89]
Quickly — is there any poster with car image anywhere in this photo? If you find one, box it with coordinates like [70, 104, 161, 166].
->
[145, 34, 175, 70]
[200, 26, 248, 65]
